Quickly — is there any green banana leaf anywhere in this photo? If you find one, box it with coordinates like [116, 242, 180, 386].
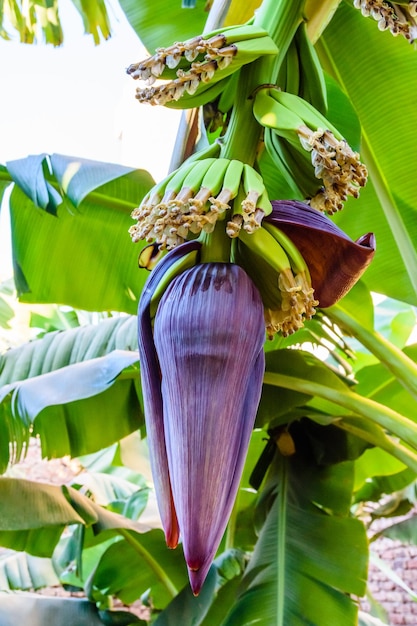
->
[0, 550, 59, 591]
[0, 593, 143, 626]
[152, 567, 218, 626]
[5, 154, 154, 313]
[118, 0, 208, 52]
[223, 457, 367, 626]
[0, 476, 153, 555]
[0, 350, 141, 470]
[320, 3, 417, 305]
[0, 315, 137, 386]
[0, 295, 13, 329]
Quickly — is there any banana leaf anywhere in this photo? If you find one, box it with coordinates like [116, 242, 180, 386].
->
[223, 456, 367, 626]
[6, 154, 154, 313]
[117, 0, 208, 52]
[320, 3, 417, 305]
[0, 550, 59, 591]
[0, 593, 144, 626]
[0, 350, 141, 470]
[0, 315, 137, 386]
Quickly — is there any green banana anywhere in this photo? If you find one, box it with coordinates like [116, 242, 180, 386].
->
[263, 221, 311, 277]
[188, 158, 231, 215]
[269, 88, 342, 139]
[269, 130, 321, 198]
[205, 23, 274, 43]
[138, 243, 165, 271]
[221, 159, 244, 198]
[211, 159, 244, 228]
[253, 88, 305, 143]
[263, 126, 303, 197]
[135, 142, 220, 213]
[294, 22, 327, 114]
[176, 158, 217, 198]
[242, 163, 266, 198]
[238, 225, 292, 275]
[199, 158, 231, 197]
[128, 23, 278, 110]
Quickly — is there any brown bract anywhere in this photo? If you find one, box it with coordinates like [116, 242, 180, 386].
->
[266, 200, 376, 308]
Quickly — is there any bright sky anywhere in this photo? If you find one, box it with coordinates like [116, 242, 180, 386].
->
[0, 0, 181, 279]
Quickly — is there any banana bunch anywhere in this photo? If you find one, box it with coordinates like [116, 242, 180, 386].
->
[126, 23, 278, 109]
[254, 87, 368, 214]
[353, 0, 417, 41]
[129, 147, 272, 250]
[232, 221, 317, 337]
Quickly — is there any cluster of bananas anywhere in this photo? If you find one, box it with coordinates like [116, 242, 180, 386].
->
[254, 87, 368, 214]
[126, 24, 278, 108]
[143, 219, 317, 338]
[354, 0, 417, 41]
[234, 223, 318, 337]
[129, 146, 271, 250]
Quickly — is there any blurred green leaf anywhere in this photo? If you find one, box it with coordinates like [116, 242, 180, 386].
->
[0, 593, 143, 626]
[0, 550, 59, 591]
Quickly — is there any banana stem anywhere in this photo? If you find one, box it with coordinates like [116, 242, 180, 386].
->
[253, 0, 306, 74]
[199, 222, 232, 263]
[220, 0, 306, 164]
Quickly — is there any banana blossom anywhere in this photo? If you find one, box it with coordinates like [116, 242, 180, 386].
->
[138, 244, 265, 594]
[137, 201, 375, 595]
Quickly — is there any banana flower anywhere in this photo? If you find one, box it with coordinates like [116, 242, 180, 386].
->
[265, 200, 375, 307]
[137, 200, 375, 595]
[138, 244, 265, 594]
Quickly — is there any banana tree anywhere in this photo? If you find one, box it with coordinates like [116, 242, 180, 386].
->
[1, 0, 417, 624]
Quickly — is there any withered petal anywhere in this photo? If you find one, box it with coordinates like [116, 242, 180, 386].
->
[138, 240, 201, 548]
[154, 263, 265, 593]
[266, 200, 375, 308]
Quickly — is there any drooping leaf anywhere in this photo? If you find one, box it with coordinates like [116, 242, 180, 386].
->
[0, 315, 137, 387]
[0, 593, 143, 626]
[378, 515, 417, 546]
[85, 529, 189, 609]
[0, 350, 141, 469]
[0, 477, 150, 557]
[70, 0, 111, 44]
[7, 154, 154, 313]
[0, 550, 59, 591]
